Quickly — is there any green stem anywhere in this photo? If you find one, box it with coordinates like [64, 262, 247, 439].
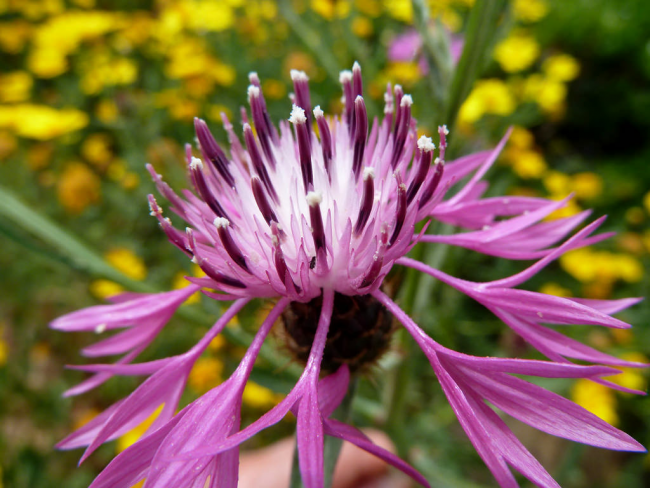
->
[443, 0, 509, 136]
[290, 377, 359, 488]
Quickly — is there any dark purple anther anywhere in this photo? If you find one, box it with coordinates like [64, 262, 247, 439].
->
[392, 85, 404, 137]
[418, 158, 445, 210]
[340, 69, 354, 131]
[214, 217, 249, 272]
[290, 105, 313, 193]
[186, 228, 246, 288]
[406, 136, 435, 205]
[307, 191, 326, 253]
[390, 94, 412, 169]
[188, 155, 230, 221]
[148, 195, 191, 257]
[352, 96, 368, 180]
[389, 173, 407, 246]
[248, 85, 277, 169]
[354, 167, 375, 237]
[359, 250, 384, 289]
[291, 70, 312, 136]
[271, 222, 299, 292]
[243, 123, 278, 203]
[249, 72, 279, 145]
[194, 118, 235, 188]
[313, 106, 332, 180]
[251, 176, 277, 225]
[352, 61, 363, 99]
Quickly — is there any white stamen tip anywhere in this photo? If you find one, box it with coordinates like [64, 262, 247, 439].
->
[306, 191, 323, 207]
[289, 105, 306, 124]
[417, 136, 435, 152]
[363, 167, 375, 180]
[313, 105, 324, 118]
[400, 94, 413, 107]
[339, 70, 352, 84]
[434, 157, 441, 165]
[353, 61, 361, 72]
[95, 323, 107, 334]
[537, 312, 544, 318]
[243, 122, 252, 132]
[214, 217, 230, 229]
[190, 156, 203, 170]
[290, 69, 309, 82]
[247, 85, 260, 99]
[248, 72, 259, 82]
[442, 124, 449, 135]
[355, 95, 364, 104]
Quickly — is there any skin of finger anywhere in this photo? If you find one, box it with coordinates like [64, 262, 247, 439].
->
[237, 429, 396, 488]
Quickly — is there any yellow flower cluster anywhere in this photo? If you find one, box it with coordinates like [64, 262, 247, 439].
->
[89, 247, 147, 299]
[0, 105, 88, 140]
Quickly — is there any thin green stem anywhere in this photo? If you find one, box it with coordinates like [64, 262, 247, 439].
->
[290, 377, 359, 488]
[443, 0, 509, 136]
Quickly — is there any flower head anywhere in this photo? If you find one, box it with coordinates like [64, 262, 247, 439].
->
[53, 64, 645, 488]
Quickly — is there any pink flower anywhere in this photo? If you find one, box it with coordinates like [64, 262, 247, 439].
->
[388, 29, 464, 74]
[53, 63, 645, 488]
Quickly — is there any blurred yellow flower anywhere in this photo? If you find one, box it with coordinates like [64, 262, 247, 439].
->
[117, 405, 164, 453]
[508, 126, 534, 149]
[183, 0, 236, 31]
[0, 20, 32, 54]
[188, 356, 224, 393]
[80, 52, 138, 95]
[643, 191, 650, 215]
[606, 352, 648, 393]
[243, 381, 284, 409]
[626, 206, 645, 226]
[311, 0, 351, 19]
[494, 32, 540, 73]
[510, 149, 547, 179]
[0, 131, 17, 161]
[543, 54, 580, 82]
[458, 79, 516, 125]
[538, 282, 572, 297]
[105, 247, 147, 281]
[572, 172, 603, 200]
[383, 62, 421, 87]
[82, 133, 113, 167]
[0, 105, 88, 140]
[571, 379, 618, 426]
[512, 0, 548, 23]
[208, 335, 227, 352]
[95, 99, 119, 123]
[352, 16, 373, 37]
[543, 170, 571, 197]
[546, 198, 581, 220]
[89, 279, 124, 300]
[560, 248, 643, 284]
[56, 162, 101, 214]
[382, 0, 412, 22]
[523, 74, 567, 115]
[355, 0, 382, 18]
[0, 336, 7, 366]
[0, 71, 33, 103]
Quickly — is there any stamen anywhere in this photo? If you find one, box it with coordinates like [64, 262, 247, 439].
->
[188, 155, 230, 220]
[248, 84, 277, 169]
[251, 176, 278, 225]
[339, 69, 354, 130]
[352, 95, 368, 179]
[291, 70, 312, 136]
[352, 61, 363, 99]
[243, 123, 278, 203]
[290, 105, 313, 193]
[354, 167, 375, 237]
[306, 191, 326, 253]
[313, 106, 332, 180]
[438, 125, 449, 162]
[392, 85, 404, 137]
[406, 136, 435, 204]
[194, 118, 235, 187]
[186, 228, 245, 288]
[390, 93, 412, 169]
[389, 173, 407, 246]
[147, 195, 191, 256]
[383, 83, 394, 128]
[213, 217, 249, 271]
[418, 158, 445, 210]
[359, 246, 385, 289]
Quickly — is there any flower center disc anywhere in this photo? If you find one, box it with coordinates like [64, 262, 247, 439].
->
[281, 293, 395, 373]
